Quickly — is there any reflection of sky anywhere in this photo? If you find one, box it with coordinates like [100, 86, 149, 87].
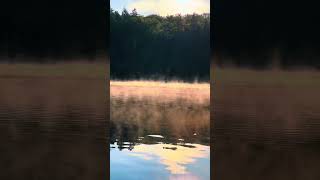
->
[110, 81, 210, 179]
[110, 143, 210, 180]
[111, 149, 168, 180]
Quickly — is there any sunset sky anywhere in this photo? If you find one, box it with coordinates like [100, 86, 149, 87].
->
[110, 0, 210, 16]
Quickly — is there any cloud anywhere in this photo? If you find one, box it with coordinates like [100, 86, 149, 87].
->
[127, 0, 210, 16]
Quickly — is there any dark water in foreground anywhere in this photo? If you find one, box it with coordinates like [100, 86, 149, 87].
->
[0, 77, 107, 180]
[3, 70, 319, 180]
[110, 82, 210, 180]
[213, 74, 320, 180]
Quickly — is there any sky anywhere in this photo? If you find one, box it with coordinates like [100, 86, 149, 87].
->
[110, 0, 210, 16]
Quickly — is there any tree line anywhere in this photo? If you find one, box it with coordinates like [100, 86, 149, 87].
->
[1, 0, 318, 70]
[110, 9, 210, 81]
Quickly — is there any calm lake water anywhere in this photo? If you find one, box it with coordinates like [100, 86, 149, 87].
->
[213, 69, 320, 180]
[110, 81, 210, 180]
[0, 76, 107, 180]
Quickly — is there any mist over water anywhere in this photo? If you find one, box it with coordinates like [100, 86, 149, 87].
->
[110, 80, 210, 180]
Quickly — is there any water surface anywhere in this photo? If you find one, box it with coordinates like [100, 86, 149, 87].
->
[0, 69, 107, 180]
[213, 69, 320, 180]
[110, 81, 210, 180]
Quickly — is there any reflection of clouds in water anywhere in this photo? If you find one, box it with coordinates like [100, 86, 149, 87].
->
[127, 143, 209, 175]
[110, 81, 210, 179]
[169, 174, 201, 180]
[128, 153, 153, 161]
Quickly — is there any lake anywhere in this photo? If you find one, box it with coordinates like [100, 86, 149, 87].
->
[0, 63, 108, 180]
[110, 81, 210, 180]
[213, 68, 320, 180]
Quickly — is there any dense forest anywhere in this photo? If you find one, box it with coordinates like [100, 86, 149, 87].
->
[110, 9, 210, 81]
[1, 0, 319, 69]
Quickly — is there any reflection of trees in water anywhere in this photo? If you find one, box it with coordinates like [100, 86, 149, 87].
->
[110, 97, 210, 150]
[111, 135, 200, 151]
[110, 83, 210, 149]
[115, 141, 136, 151]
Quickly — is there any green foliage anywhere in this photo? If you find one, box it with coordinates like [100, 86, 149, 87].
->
[110, 9, 210, 81]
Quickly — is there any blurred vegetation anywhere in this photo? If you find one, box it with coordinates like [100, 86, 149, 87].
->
[110, 9, 210, 81]
[0, 63, 106, 79]
[213, 67, 320, 87]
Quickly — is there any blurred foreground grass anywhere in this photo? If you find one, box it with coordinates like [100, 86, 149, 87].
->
[213, 67, 320, 87]
[2, 63, 319, 85]
[0, 62, 107, 79]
